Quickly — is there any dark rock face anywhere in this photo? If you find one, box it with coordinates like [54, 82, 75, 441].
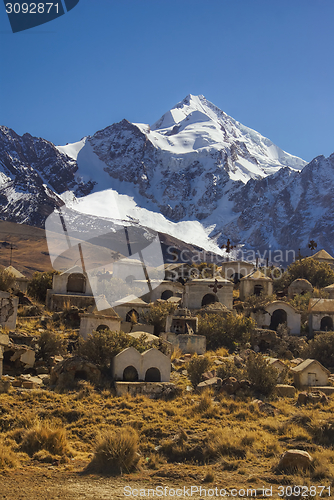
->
[0, 126, 94, 226]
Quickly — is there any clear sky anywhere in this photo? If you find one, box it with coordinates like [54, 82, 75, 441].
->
[0, 0, 333, 163]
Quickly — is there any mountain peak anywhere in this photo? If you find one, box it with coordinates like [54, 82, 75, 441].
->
[148, 94, 306, 179]
[151, 93, 224, 130]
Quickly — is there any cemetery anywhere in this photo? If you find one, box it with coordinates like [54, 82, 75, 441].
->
[1, 252, 334, 486]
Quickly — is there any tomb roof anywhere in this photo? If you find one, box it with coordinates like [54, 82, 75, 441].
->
[4, 266, 26, 279]
[240, 269, 272, 281]
[312, 249, 334, 261]
[308, 298, 334, 313]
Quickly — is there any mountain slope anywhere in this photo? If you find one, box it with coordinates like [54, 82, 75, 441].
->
[2, 95, 334, 257]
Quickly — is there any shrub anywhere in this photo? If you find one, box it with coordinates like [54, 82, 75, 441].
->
[301, 331, 334, 369]
[216, 360, 244, 380]
[27, 270, 59, 303]
[20, 423, 71, 457]
[203, 470, 215, 483]
[275, 258, 334, 290]
[141, 301, 178, 335]
[198, 312, 255, 351]
[89, 427, 139, 474]
[245, 352, 279, 395]
[0, 269, 15, 291]
[36, 330, 67, 363]
[78, 329, 152, 370]
[243, 293, 277, 314]
[270, 323, 307, 359]
[187, 355, 211, 388]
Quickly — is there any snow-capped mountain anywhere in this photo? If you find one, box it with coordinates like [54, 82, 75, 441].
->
[1, 94, 333, 256]
[58, 94, 306, 223]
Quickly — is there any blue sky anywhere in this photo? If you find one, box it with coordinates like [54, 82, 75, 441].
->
[1, 0, 333, 162]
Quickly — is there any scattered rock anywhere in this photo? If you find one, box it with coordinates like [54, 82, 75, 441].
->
[38, 374, 50, 385]
[297, 391, 328, 405]
[253, 399, 278, 416]
[239, 349, 252, 361]
[36, 366, 49, 375]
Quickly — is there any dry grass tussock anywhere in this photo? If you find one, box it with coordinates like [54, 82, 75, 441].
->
[87, 427, 139, 474]
[18, 421, 72, 459]
[0, 441, 20, 469]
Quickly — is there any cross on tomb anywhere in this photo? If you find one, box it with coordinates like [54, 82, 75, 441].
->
[220, 238, 235, 261]
[208, 279, 223, 294]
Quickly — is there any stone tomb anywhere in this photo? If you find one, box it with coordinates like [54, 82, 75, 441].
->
[311, 249, 334, 269]
[251, 301, 301, 335]
[161, 308, 206, 355]
[46, 265, 96, 311]
[324, 284, 334, 299]
[5, 266, 29, 293]
[288, 279, 313, 299]
[219, 261, 255, 283]
[113, 295, 151, 323]
[239, 269, 273, 301]
[184, 278, 233, 310]
[291, 359, 330, 389]
[308, 299, 334, 334]
[79, 299, 121, 340]
[112, 347, 171, 383]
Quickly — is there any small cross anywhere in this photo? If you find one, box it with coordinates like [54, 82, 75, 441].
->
[220, 238, 235, 261]
[209, 279, 223, 294]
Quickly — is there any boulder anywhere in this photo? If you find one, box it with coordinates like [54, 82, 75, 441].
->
[276, 384, 296, 398]
[221, 377, 240, 395]
[202, 370, 216, 381]
[277, 449, 313, 471]
[297, 390, 328, 405]
[38, 374, 50, 385]
[297, 391, 308, 405]
[239, 379, 251, 390]
[253, 399, 278, 416]
[197, 377, 222, 392]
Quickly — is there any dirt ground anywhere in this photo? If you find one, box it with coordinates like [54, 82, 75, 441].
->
[0, 460, 286, 500]
[0, 466, 214, 500]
